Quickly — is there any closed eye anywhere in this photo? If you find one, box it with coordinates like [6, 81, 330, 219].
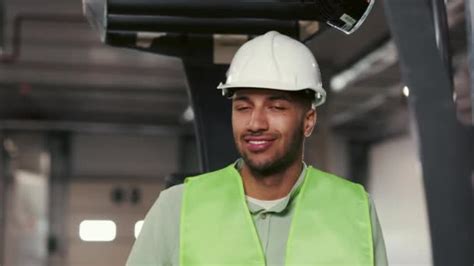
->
[234, 105, 251, 112]
[271, 106, 286, 110]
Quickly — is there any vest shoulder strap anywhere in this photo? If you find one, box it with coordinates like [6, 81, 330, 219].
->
[180, 164, 265, 266]
[285, 167, 373, 265]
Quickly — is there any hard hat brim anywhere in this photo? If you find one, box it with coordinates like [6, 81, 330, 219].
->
[217, 81, 326, 107]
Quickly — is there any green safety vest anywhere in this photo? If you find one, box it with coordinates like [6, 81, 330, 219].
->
[180, 164, 373, 265]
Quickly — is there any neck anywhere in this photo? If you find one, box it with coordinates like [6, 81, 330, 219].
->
[240, 159, 303, 200]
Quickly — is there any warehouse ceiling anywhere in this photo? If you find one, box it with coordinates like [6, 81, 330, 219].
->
[0, 0, 189, 133]
[0, 0, 467, 140]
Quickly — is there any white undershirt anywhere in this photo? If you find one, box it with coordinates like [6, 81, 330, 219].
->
[246, 195, 287, 210]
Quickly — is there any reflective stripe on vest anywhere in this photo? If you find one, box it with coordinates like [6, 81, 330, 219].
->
[180, 164, 373, 265]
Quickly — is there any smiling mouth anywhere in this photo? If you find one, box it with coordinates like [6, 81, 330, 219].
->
[244, 137, 275, 153]
[248, 140, 269, 145]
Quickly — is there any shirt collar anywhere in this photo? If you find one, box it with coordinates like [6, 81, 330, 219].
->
[234, 159, 307, 214]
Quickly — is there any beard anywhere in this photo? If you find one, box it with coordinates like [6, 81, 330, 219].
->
[236, 122, 305, 177]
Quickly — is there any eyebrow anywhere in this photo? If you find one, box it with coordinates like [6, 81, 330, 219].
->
[233, 95, 250, 102]
[268, 95, 292, 102]
[233, 94, 292, 102]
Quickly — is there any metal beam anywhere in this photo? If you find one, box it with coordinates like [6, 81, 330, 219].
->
[0, 131, 5, 266]
[0, 0, 3, 51]
[108, 15, 298, 35]
[383, 0, 474, 265]
[46, 132, 71, 266]
[348, 140, 370, 186]
[0, 82, 186, 96]
[107, 1, 328, 20]
[0, 119, 193, 136]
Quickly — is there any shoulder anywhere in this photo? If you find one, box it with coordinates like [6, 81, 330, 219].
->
[127, 185, 184, 265]
[308, 167, 365, 191]
[160, 183, 185, 200]
[306, 167, 368, 202]
[184, 164, 236, 184]
[143, 184, 184, 223]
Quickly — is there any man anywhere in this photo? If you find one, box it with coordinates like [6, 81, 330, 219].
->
[127, 31, 387, 266]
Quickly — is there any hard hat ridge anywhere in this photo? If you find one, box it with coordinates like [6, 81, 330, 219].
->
[217, 31, 326, 107]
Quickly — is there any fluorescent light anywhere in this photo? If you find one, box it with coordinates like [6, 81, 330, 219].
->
[330, 42, 397, 92]
[182, 106, 195, 122]
[403, 86, 410, 97]
[79, 220, 116, 242]
[134, 220, 144, 238]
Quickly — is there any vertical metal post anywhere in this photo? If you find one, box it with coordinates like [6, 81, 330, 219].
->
[431, 0, 453, 82]
[0, 0, 4, 52]
[348, 140, 370, 186]
[47, 132, 71, 266]
[465, 0, 474, 124]
[0, 131, 5, 266]
[384, 0, 474, 265]
[184, 61, 238, 172]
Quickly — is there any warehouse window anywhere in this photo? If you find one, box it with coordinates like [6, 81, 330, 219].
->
[79, 220, 116, 242]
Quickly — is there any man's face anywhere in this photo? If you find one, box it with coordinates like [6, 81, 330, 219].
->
[232, 88, 316, 175]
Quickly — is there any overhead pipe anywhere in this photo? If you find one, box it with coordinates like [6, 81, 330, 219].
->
[0, 13, 177, 73]
[107, 15, 298, 35]
[0, 14, 85, 63]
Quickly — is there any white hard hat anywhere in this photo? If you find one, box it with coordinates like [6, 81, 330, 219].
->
[217, 31, 326, 107]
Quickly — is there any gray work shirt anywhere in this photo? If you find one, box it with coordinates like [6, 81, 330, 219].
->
[127, 162, 388, 266]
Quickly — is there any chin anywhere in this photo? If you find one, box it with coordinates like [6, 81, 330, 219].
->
[242, 154, 290, 176]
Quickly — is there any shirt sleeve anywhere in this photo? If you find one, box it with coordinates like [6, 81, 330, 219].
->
[368, 195, 388, 266]
[126, 185, 182, 266]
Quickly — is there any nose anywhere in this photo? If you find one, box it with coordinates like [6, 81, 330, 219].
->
[247, 107, 268, 132]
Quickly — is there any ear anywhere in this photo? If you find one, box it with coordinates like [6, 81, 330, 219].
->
[303, 108, 317, 137]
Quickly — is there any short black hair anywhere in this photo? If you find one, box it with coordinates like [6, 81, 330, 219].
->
[292, 89, 315, 111]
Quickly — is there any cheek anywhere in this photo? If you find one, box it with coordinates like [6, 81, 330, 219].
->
[272, 114, 304, 138]
[231, 113, 244, 138]
[269, 114, 293, 132]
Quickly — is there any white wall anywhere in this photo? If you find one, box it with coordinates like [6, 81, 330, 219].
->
[2, 133, 49, 266]
[66, 133, 182, 266]
[368, 134, 432, 265]
[67, 180, 163, 266]
[4, 170, 49, 266]
[71, 134, 179, 178]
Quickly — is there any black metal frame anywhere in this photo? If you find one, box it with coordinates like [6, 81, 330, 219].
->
[46, 132, 71, 266]
[184, 62, 238, 172]
[83, 0, 373, 47]
[0, 0, 4, 50]
[107, 1, 327, 20]
[431, 0, 453, 82]
[0, 131, 5, 266]
[384, 0, 474, 264]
